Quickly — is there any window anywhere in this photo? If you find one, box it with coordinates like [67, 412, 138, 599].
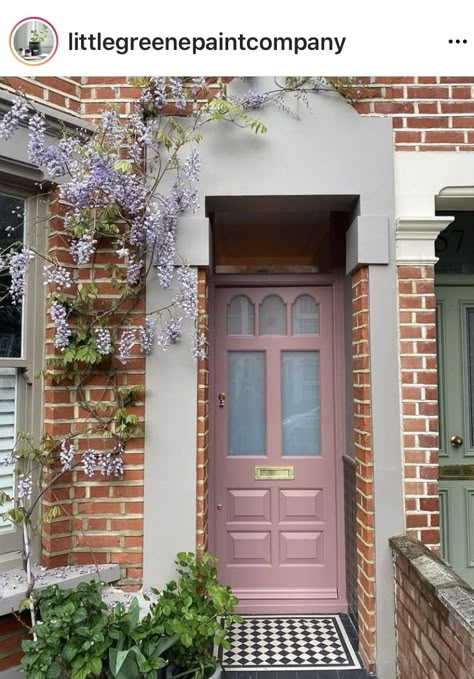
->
[0, 187, 46, 559]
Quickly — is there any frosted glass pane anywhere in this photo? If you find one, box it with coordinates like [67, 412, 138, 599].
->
[228, 352, 265, 455]
[292, 295, 319, 335]
[0, 368, 16, 533]
[260, 295, 286, 335]
[227, 296, 255, 335]
[282, 352, 320, 456]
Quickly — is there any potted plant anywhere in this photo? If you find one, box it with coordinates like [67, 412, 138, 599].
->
[147, 552, 241, 679]
[29, 24, 49, 56]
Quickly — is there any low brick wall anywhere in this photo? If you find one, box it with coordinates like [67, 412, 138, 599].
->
[391, 535, 474, 679]
[0, 613, 29, 672]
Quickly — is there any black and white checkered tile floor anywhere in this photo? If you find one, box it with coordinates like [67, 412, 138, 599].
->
[220, 615, 375, 678]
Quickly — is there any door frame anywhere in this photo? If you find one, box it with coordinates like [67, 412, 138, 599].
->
[208, 272, 347, 612]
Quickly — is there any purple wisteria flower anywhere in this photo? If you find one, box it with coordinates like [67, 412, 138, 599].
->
[8, 247, 34, 305]
[100, 110, 125, 146]
[60, 439, 75, 472]
[95, 328, 112, 355]
[0, 98, 28, 141]
[191, 77, 206, 96]
[170, 77, 186, 110]
[42, 145, 68, 178]
[138, 317, 156, 354]
[70, 233, 97, 265]
[192, 330, 207, 360]
[82, 449, 97, 477]
[140, 76, 166, 110]
[157, 317, 183, 350]
[126, 255, 144, 286]
[99, 452, 124, 477]
[118, 329, 136, 364]
[312, 76, 328, 91]
[154, 229, 176, 290]
[175, 266, 198, 319]
[43, 264, 73, 290]
[50, 301, 71, 350]
[27, 114, 71, 177]
[244, 89, 266, 109]
[28, 114, 46, 165]
[17, 473, 33, 501]
[183, 148, 200, 182]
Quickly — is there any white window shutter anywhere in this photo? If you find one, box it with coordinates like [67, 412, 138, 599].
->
[0, 368, 16, 533]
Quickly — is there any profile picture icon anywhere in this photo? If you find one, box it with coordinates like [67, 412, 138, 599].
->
[10, 17, 58, 65]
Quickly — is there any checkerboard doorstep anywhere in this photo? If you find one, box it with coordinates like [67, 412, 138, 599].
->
[221, 615, 361, 671]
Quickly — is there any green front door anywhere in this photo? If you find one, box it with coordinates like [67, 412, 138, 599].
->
[437, 284, 474, 585]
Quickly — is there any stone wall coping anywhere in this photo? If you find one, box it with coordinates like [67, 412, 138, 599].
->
[390, 534, 474, 639]
[0, 564, 120, 617]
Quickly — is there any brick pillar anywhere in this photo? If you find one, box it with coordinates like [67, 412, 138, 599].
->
[352, 266, 376, 672]
[42, 194, 146, 588]
[196, 269, 209, 555]
[398, 265, 440, 550]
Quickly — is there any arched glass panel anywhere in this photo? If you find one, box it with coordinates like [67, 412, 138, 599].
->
[292, 295, 320, 335]
[227, 296, 255, 335]
[260, 295, 286, 335]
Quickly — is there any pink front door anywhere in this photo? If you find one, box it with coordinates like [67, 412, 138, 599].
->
[212, 286, 343, 613]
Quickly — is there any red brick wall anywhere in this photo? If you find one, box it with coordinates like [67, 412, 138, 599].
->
[392, 536, 474, 679]
[0, 613, 30, 671]
[1, 77, 81, 115]
[41, 193, 145, 589]
[354, 76, 474, 150]
[352, 267, 376, 672]
[397, 265, 440, 552]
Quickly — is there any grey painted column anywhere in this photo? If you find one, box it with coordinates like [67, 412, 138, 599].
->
[143, 217, 210, 588]
[347, 215, 403, 679]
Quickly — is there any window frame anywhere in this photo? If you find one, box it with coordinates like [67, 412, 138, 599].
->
[0, 182, 47, 562]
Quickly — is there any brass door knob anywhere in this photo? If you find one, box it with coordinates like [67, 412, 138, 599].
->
[450, 435, 464, 448]
[217, 504, 223, 510]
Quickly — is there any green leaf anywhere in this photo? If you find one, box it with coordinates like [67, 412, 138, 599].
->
[89, 657, 102, 676]
[109, 648, 131, 675]
[62, 642, 78, 663]
[154, 633, 179, 656]
[114, 159, 134, 173]
[72, 607, 88, 625]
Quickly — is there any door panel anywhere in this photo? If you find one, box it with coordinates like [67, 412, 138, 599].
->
[213, 286, 340, 612]
[437, 285, 474, 584]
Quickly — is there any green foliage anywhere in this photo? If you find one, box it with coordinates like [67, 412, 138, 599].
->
[21, 580, 179, 679]
[22, 580, 110, 679]
[20, 553, 236, 679]
[148, 552, 241, 679]
[30, 24, 49, 43]
[62, 332, 102, 367]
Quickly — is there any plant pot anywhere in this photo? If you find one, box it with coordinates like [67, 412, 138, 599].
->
[29, 41, 41, 56]
[164, 663, 222, 679]
[207, 665, 222, 679]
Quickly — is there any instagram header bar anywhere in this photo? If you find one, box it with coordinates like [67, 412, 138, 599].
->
[1, 1, 473, 74]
